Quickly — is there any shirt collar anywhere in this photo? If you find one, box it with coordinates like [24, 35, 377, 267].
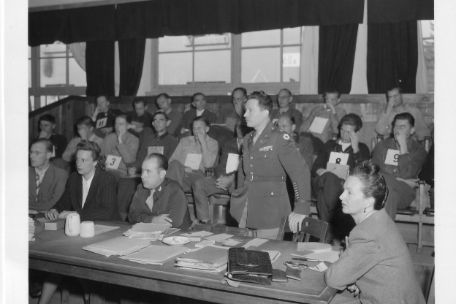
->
[82, 169, 96, 184]
[35, 164, 50, 177]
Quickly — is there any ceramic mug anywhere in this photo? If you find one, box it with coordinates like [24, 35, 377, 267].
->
[65, 213, 80, 236]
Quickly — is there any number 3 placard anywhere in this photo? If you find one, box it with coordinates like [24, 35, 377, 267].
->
[385, 149, 400, 166]
[106, 155, 122, 170]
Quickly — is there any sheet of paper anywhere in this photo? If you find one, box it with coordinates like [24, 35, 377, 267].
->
[328, 152, 349, 165]
[303, 250, 340, 263]
[297, 242, 332, 253]
[147, 146, 164, 155]
[225, 153, 240, 174]
[121, 244, 188, 265]
[181, 231, 213, 238]
[242, 238, 268, 248]
[222, 239, 241, 247]
[309, 262, 328, 272]
[96, 117, 107, 129]
[83, 237, 151, 257]
[385, 149, 400, 166]
[94, 224, 120, 236]
[205, 233, 233, 242]
[184, 153, 202, 170]
[106, 155, 122, 170]
[309, 117, 329, 134]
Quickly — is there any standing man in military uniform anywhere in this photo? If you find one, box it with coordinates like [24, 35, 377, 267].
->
[230, 91, 311, 239]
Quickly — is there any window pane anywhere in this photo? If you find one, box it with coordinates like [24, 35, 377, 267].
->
[193, 34, 231, 50]
[421, 20, 434, 92]
[194, 50, 230, 83]
[40, 58, 67, 86]
[242, 30, 280, 47]
[159, 53, 192, 85]
[242, 48, 280, 83]
[283, 27, 301, 45]
[40, 43, 66, 57]
[159, 36, 193, 52]
[69, 58, 86, 86]
[283, 46, 300, 82]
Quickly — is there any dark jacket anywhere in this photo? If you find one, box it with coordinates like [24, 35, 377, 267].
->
[54, 168, 119, 221]
[230, 122, 311, 229]
[29, 164, 68, 211]
[181, 108, 217, 130]
[128, 178, 191, 229]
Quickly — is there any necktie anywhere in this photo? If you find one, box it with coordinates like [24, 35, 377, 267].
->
[35, 172, 41, 201]
[145, 189, 155, 211]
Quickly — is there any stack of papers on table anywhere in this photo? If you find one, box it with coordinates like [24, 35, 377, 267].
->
[293, 242, 340, 263]
[175, 246, 228, 272]
[123, 223, 171, 240]
[83, 236, 151, 257]
[121, 245, 188, 265]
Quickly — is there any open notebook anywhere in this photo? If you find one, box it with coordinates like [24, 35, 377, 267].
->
[83, 236, 151, 257]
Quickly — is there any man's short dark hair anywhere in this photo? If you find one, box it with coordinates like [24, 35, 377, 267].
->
[278, 113, 295, 125]
[393, 112, 415, 128]
[115, 112, 130, 123]
[323, 90, 341, 99]
[76, 116, 95, 129]
[152, 111, 169, 121]
[247, 91, 273, 113]
[339, 113, 363, 132]
[75, 141, 101, 162]
[156, 93, 171, 100]
[39, 114, 56, 124]
[192, 92, 206, 102]
[144, 153, 169, 171]
[96, 95, 110, 101]
[132, 99, 146, 107]
[30, 138, 53, 152]
[278, 88, 292, 97]
[232, 87, 247, 97]
[192, 116, 210, 128]
[385, 86, 402, 100]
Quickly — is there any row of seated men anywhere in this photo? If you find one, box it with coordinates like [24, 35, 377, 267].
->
[30, 86, 433, 243]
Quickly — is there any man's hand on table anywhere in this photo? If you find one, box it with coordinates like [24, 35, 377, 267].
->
[45, 209, 59, 220]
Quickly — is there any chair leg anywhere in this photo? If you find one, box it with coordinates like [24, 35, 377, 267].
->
[417, 222, 423, 252]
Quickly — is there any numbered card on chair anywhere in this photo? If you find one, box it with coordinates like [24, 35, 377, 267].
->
[385, 149, 400, 166]
[226, 153, 240, 174]
[147, 146, 164, 155]
[309, 117, 328, 134]
[328, 152, 349, 165]
[96, 117, 107, 129]
[184, 153, 202, 171]
[106, 155, 122, 170]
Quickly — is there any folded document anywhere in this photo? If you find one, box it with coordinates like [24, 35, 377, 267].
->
[83, 237, 150, 257]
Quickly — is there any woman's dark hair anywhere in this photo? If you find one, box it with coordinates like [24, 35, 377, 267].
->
[338, 113, 363, 133]
[247, 91, 273, 113]
[75, 141, 102, 162]
[351, 160, 388, 210]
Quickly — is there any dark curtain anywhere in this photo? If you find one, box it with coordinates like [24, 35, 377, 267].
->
[118, 39, 146, 97]
[368, 0, 433, 23]
[318, 24, 359, 94]
[85, 40, 115, 97]
[29, 5, 116, 46]
[367, 21, 418, 93]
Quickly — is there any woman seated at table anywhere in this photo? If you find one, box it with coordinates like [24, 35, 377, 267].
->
[325, 161, 425, 304]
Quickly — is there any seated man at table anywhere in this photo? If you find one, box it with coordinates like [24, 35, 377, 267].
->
[62, 116, 103, 163]
[133, 111, 179, 175]
[300, 90, 346, 144]
[29, 139, 68, 211]
[311, 113, 370, 241]
[102, 113, 139, 178]
[271, 88, 303, 131]
[129, 153, 192, 229]
[167, 116, 219, 193]
[45, 141, 119, 222]
[372, 112, 427, 217]
[36, 114, 68, 160]
[181, 92, 218, 135]
[156, 93, 183, 136]
[375, 86, 430, 141]
[127, 99, 154, 138]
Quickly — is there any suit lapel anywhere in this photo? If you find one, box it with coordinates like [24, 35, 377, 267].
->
[39, 165, 54, 197]
[75, 174, 83, 211]
[82, 168, 99, 210]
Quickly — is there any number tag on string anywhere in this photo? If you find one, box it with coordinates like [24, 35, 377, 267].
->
[385, 149, 400, 166]
[106, 155, 122, 170]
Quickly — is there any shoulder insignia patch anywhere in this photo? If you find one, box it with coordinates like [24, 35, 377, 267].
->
[283, 134, 290, 140]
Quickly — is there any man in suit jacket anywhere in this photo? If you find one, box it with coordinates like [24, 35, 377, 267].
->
[129, 153, 191, 229]
[45, 141, 119, 221]
[181, 92, 217, 134]
[29, 139, 68, 211]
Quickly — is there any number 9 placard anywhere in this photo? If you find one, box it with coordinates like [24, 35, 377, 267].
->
[385, 149, 400, 166]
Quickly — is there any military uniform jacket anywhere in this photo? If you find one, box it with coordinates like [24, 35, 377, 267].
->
[230, 122, 311, 229]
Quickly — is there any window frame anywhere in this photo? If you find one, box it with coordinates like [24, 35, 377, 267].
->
[150, 29, 302, 96]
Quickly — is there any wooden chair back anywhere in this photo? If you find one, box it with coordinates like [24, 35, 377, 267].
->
[292, 217, 329, 242]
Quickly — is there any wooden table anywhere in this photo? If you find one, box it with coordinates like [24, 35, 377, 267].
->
[29, 223, 336, 304]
